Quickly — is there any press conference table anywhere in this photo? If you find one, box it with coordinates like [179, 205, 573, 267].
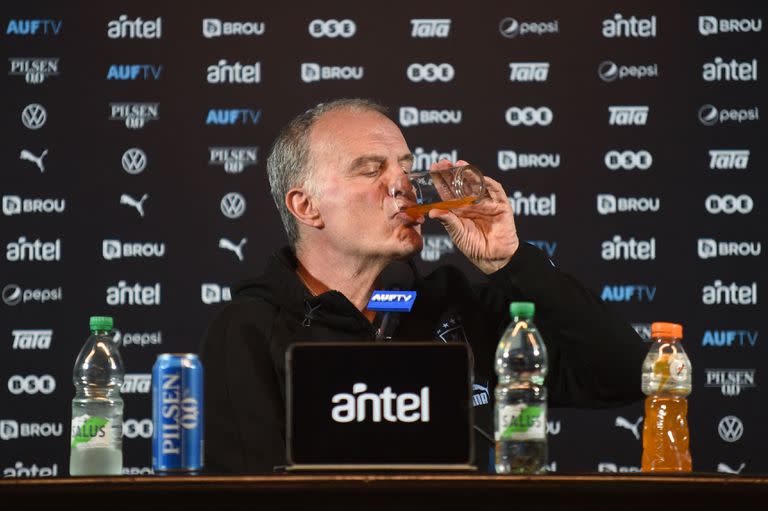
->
[2, 474, 768, 510]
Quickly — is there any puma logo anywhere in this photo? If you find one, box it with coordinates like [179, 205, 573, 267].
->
[614, 416, 643, 440]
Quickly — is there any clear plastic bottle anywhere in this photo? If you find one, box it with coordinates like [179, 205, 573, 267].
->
[641, 322, 692, 472]
[494, 302, 548, 474]
[69, 316, 124, 476]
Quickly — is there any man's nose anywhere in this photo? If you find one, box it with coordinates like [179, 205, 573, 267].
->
[387, 168, 414, 199]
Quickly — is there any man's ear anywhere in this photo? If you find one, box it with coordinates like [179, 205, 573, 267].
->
[285, 188, 324, 229]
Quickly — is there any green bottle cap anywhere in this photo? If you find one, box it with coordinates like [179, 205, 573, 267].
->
[89, 316, 114, 332]
[509, 302, 535, 319]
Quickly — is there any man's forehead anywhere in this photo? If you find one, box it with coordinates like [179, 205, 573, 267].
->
[310, 108, 409, 155]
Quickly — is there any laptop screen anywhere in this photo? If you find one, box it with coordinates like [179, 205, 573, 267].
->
[286, 342, 474, 468]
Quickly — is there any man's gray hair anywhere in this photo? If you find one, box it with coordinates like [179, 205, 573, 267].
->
[266, 98, 389, 247]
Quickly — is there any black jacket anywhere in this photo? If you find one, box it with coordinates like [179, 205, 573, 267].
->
[200, 242, 647, 474]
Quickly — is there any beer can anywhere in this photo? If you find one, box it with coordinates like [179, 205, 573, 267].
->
[152, 353, 204, 473]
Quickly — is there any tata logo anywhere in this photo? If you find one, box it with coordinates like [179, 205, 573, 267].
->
[705, 194, 753, 215]
[597, 194, 660, 215]
[508, 62, 550, 82]
[699, 16, 762, 36]
[526, 240, 557, 258]
[399, 107, 462, 127]
[301, 63, 364, 83]
[497, 151, 560, 171]
[202, 19, 265, 38]
[2, 462, 58, 478]
[601, 236, 656, 261]
[709, 150, 749, 170]
[602, 14, 657, 38]
[309, 19, 356, 38]
[3, 196, 66, 216]
[122, 374, 151, 394]
[106, 281, 161, 306]
[420, 235, 454, 262]
[8, 58, 59, 84]
[598, 60, 658, 82]
[698, 239, 761, 259]
[107, 15, 162, 39]
[499, 18, 559, 38]
[201, 283, 231, 304]
[209, 147, 258, 173]
[6, 237, 61, 262]
[410, 19, 451, 38]
[505, 106, 553, 126]
[600, 285, 656, 302]
[367, 291, 417, 312]
[718, 416, 744, 442]
[7, 374, 56, 395]
[604, 150, 652, 170]
[11, 329, 52, 350]
[508, 192, 556, 216]
[703, 58, 757, 81]
[702, 330, 758, 348]
[411, 147, 459, 171]
[609, 105, 648, 126]
[6, 19, 62, 36]
[109, 102, 159, 129]
[406, 63, 455, 83]
[698, 105, 759, 125]
[206, 108, 261, 125]
[705, 369, 756, 396]
[331, 383, 430, 423]
[106, 64, 163, 80]
[207, 60, 261, 84]
[702, 280, 757, 306]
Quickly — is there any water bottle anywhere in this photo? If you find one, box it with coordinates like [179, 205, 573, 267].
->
[641, 322, 692, 472]
[69, 316, 124, 476]
[494, 302, 548, 474]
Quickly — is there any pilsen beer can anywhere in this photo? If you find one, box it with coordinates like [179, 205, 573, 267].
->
[152, 353, 204, 473]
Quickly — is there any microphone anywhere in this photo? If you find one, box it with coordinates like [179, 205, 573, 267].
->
[368, 260, 416, 341]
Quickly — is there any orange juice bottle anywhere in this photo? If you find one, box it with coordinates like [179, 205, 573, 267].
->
[641, 322, 692, 472]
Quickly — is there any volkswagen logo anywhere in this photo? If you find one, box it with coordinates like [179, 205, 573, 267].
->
[220, 192, 246, 219]
[122, 148, 147, 174]
[718, 415, 744, 442]
[499, 17, 520, 38]
[22, 103, 47, 130]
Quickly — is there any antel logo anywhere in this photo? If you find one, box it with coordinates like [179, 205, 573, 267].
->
[5, 237, 61, 262]
[2, 284, 62, 306]
[102, 240, 166, 260]
[308, 19, 356, 38]
[705, 194, 753, 215]
[497, 151, 560, 171]
[702, 330, 758, 348]
[410, 19, 451, 38]
[604, 150, 652, 170]
[107, 15, 162, 39]
[123, 419, 153, 439]
[106, 281, 161, 306]
[205, 108, 261, 125]
[3, 196, 65, 216]
[2, 462, 58, 478]
[702, 58, 757, 82]
[598, 60, 658, 82]
[122, 374, 151, 394]
[702, 280, 757, 306]
[106, 64, 162, 80]
[406, 63, 455, 83]
[411, 147, 459, 171]
[601, 236, 656, 261]
[7, 375, 56, 395]
[699, 16, 763, 36]
[697, 239, 761, 259]
[109, 103, 159, 129]
[420, 235, 454, 262]
[508, 62, 550, 82]
[220, 192, 246, 219]
[113, 329, 162, 348]
[698, 105, 759, 125]
[11, 329, 52, 350]
[609, 105, 648, 126]
[201, 283, 232, 304]
[505, 107, 553, 126]
[705, 369, 756, 396]
[601, 285, 656, 302]
[0, 420, 63, 440]
[209, 147, 258, 173]
[597, 194, 660, 215]
[8, 58, 59, 84]
[122, 148, 147, 174]
[21, 103, 46, 130]
[499, 17, 559, 38]
[399, 107, 462, 127]
[6, 19, 62, 36]
[709, 150, 749, 170]
[207, 60, 261, 84]
[718, 416, 744, 442]
[331, 383, 430, 423]
[301, 63, 364, 83]
[508, 192, 556, 216]
[602, 14, 657, 38]
[202, 19, 265, 38]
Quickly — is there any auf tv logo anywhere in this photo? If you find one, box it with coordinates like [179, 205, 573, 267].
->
[601, 285, 656, 302]
[6, 19, 62, 35]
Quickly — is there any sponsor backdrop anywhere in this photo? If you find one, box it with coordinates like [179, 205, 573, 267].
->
[1, 0, 765, 477]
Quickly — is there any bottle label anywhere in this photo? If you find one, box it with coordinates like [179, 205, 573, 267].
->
[70, 414, 121, 450]
[495, 404, 546, 441]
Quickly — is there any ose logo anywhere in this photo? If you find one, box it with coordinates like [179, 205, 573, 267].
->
[7, 375, 56, 395]
[705, 194, 753, 215]
[308, 19, 356, 38]
[604, 150, 652, 170]
[505, 107, 553, 127]
[406, 63, 455, 83]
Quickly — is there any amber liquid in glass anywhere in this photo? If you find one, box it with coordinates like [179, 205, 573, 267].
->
[404, 196, 478, 218]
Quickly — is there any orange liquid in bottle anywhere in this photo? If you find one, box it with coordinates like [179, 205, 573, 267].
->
[641, 395, 692, 472]
[404, 196, 478, 218]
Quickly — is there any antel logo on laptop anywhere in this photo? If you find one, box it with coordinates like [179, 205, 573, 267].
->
[331, 382, 430, 423]
[366, 290, 417, 312]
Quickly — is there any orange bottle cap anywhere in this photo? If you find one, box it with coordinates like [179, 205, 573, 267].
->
[651, 322, 683, 339]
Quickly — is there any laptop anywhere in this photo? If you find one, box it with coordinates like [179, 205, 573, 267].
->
[285, 342, 475, 471]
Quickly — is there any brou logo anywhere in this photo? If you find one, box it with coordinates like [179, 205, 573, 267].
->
[699, 17, 763, 37]
[410, 19, 451, 38]
[106, 281, 161, 306]
[399, 107, 462, 127]
[201, 283, 231, 304]
[702, 330, 758, 348]
[205, 108, 261, 125]
[0, 420, 63, 440]
[601, 285, 656, 302]
[106, 64, 163, 80]
[697, 239, 761, 259]
[601, 236, 656, 261]
[508, 62, 550, 82]
[6, 19, 62, 36]
[3, 196, 66, 216]
[497, 151, 560, 171]
[602, 14, 657, 38]
[331, 383, 430, 423]
[207, 60, 261, 84]
[702, 280, 757, 305]
[8, 58, 59, 84]
[202, 19, 265, 38]
[609, 105, 648, 126]
[597, 194, 660, 215]
[107, 15, 162, 39]
[702, 58, 757, 81]
[102, 240, 166, 260]
[301, 63, 364, 83]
